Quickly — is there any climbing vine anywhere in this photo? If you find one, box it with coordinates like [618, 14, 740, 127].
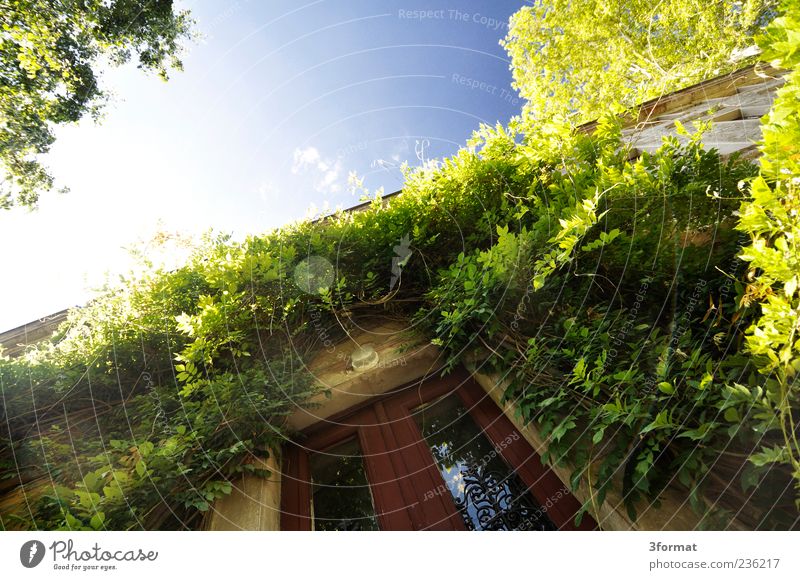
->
[735, 0, 800, 502]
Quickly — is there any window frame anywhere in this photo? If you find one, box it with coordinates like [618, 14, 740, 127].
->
[280, 367, 595, 531]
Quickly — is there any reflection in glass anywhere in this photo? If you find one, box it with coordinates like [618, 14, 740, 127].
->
[310, 437, 379, 531]
[415, 395, 556, 531]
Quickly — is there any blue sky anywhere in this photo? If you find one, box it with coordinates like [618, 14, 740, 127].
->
[0, 0, 526, 331]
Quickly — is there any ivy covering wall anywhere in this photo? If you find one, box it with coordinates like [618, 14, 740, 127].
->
[1, 2, 799, 531]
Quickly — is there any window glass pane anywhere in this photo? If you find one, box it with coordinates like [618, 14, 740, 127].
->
[310, 437, 379, 531]
[414, 394, 557, 531]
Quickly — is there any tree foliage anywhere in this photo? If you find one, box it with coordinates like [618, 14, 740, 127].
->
[735, 0, 800, 501]
[0, 0, 193, 209]
[502, 0, 778, 127]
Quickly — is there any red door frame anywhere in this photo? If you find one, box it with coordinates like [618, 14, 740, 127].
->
[280, 368, 595, 530]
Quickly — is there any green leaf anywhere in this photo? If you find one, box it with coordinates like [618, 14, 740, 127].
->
[723, 407, 740, 422]
[574, 507, 586, 528]
[82, 472, 99, 492]
[103, 484, 123, 500]
[678, 422, 718, 441]
[749, 445, 789, 467]
[657, 381, 674, 395]
[784, 275, 797, 298]
[551, 419, 576, 442]
[89, 512, 105, 530]
[641, 410, 673, 434]
[64, 511, 81, 530]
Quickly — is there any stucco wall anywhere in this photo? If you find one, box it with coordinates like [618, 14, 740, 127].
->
[206, 455, 281, 531]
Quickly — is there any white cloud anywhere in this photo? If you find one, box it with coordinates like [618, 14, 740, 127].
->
[291, 146, 322, 173]
[315, 160, 342, 193]
[257, 180, 277, 201]
[291, 146, 343, 194]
